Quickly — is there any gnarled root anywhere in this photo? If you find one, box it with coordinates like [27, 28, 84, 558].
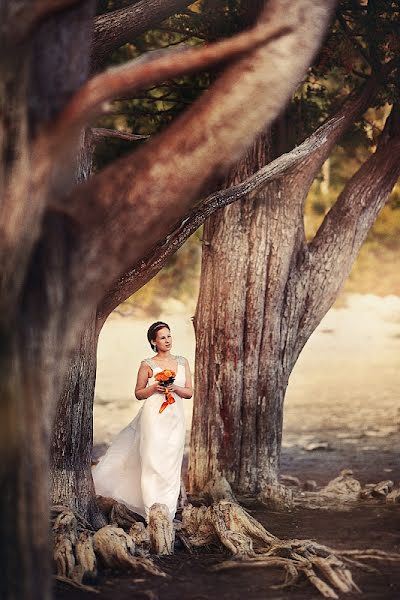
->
[52, 510, 77, 579]
[74, 529, 97, 583]
[51, 504, 167, 587]
[148, 503, 175, 555]
[182, 500, 276, 556]
[52, 508, 97, 585]
[129, 521, 151, 556]
[203, 476, 238, 503]
[182, 498, 400, 599]
[286, 470, 400, 509]
[93, 525, 166, 577]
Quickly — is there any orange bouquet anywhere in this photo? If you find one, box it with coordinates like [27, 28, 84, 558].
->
[155, 369, 176, 413]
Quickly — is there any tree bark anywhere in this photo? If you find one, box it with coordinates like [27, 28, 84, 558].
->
[50, 315, 107, 528]
[188, 135, 313, 493]
[0, 214, 83, 600]
[0, 3, 95, 599]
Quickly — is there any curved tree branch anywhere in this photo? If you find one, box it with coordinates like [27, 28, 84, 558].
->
[92, 0, 195, 68]
[61, 0, 336, 326]
[286, 58, 400, 184]
[291, 105, 400, 358]
[44, 18, 294, 148]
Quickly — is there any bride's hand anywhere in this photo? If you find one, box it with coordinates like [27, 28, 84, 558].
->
[154, 383, 166, 393]
[166, 383, 177, 392]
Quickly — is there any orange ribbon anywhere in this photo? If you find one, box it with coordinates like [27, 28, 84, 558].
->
[159, 390, 176, 414]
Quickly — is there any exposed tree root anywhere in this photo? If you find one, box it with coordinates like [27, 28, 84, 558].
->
[147, 503, 174, 555]
[277, 468, 400, 509]
[51, 505, 166, 586]
[203, 476, 238, 503]
[53, 510, 78, 579]
[129, 521, 151, 556]
[182, 476, 400, 599]
[258, 483, 294, 509]
[93, 525, 166, 577]
[51, 472, 400, 598]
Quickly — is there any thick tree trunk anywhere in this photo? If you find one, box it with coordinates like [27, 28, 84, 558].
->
[0, 215, 80, 600]
[0, 3, 95, 599]
[50, 315, 107, 528]
[188, 108, 400, 496]
[188, 135, 312, 493]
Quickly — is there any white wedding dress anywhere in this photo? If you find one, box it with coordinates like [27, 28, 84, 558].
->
[92, 355, 186, 523]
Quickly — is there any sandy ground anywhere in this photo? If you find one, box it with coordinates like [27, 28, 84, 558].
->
[56, 293, 400, 600]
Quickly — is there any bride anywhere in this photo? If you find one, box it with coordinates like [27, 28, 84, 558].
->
[92, 321, 193, 523]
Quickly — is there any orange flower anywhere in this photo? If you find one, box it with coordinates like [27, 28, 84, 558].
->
[155, 369, 176, 413]
[155, 369, 176, 382]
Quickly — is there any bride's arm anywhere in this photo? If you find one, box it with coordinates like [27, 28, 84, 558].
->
[134, 361, 164, 400]
[168, 358, 193, 399]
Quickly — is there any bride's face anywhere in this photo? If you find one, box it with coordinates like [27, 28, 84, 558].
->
[154, 327, 172, 352]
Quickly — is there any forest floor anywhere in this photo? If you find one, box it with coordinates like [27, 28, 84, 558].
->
[55, 293, 400, 600]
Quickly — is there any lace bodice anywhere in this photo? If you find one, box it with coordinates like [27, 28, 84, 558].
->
[143, 355, 186, 386]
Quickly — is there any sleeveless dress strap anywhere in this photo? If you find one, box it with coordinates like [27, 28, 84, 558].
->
[143, 357, 158, 370]
[174, 355, 185, 366]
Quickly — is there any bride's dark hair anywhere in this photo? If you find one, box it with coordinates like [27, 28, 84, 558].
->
[147, 321, 170, 352]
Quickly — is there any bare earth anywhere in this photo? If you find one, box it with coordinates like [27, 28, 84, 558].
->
[57, 293, 400, 600]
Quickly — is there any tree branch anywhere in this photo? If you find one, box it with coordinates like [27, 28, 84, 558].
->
[60, 0, 336, 322]
[294, 105, 400, 352]
[95, 71, 385, 321]
[92, 0, 194, 68]
[91, 128, 149, 142]
[286, 58, 399, 185]
[46, 18, 295, 147]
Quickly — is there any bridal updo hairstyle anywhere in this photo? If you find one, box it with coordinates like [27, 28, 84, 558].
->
[147, 321, 170, 353]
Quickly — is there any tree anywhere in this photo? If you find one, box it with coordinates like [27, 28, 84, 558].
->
[0, 1, 336, 598]
[188, 0, 400, 496]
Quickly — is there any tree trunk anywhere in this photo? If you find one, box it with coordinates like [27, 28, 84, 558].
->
[188, 107, 400, 496]
[188, 0, 311, 494]
[0, 3, 95, 599]
[188, 134, 312, 493]
[50, 314, 107, 528]
[0, 214, 80, 600]
[0, 1, 338, 595]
